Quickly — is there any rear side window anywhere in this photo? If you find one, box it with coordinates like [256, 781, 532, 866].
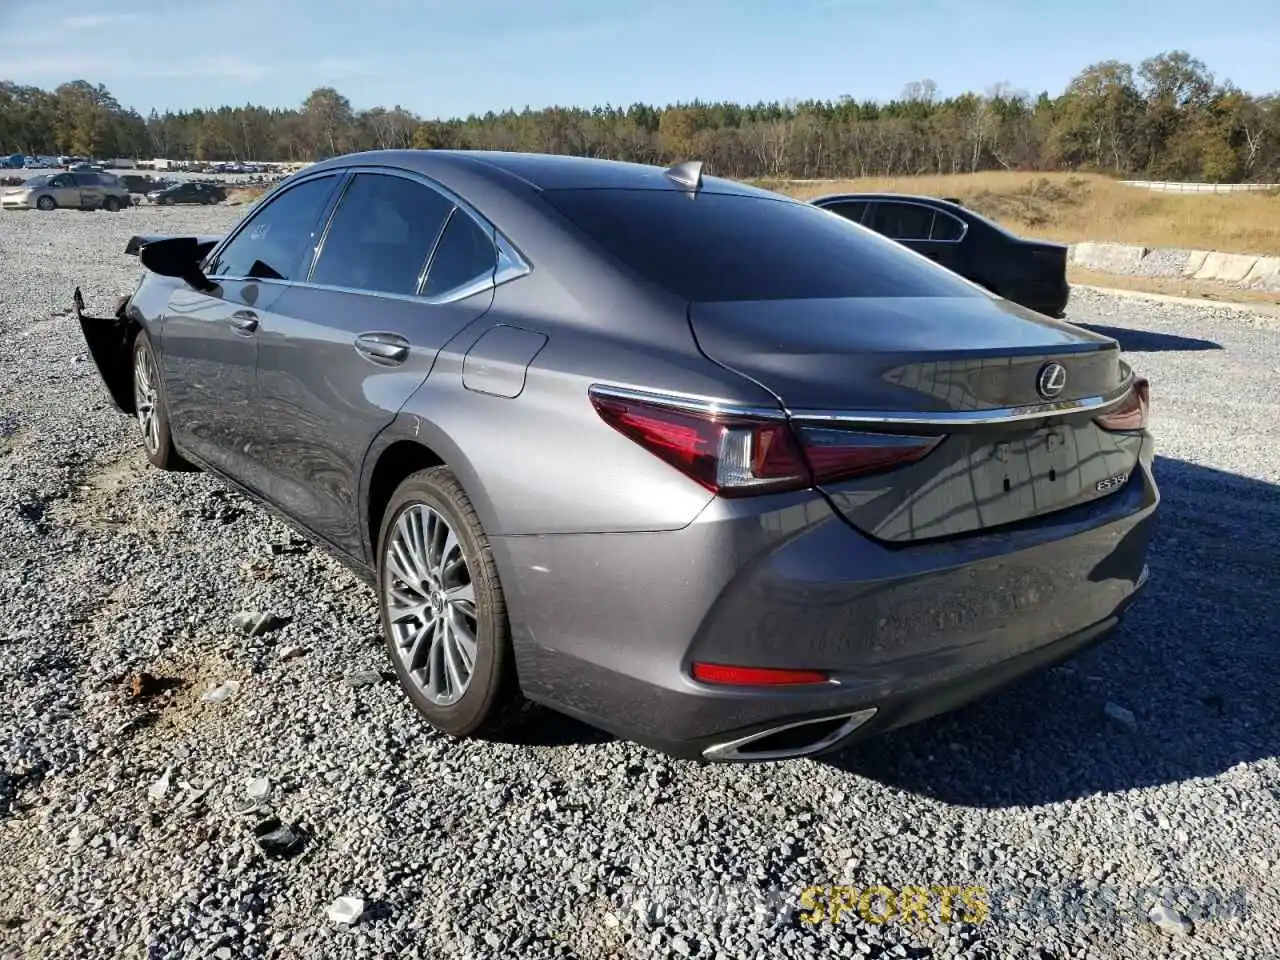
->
[542, 189, 981, 302]
[73, 172, 99, 186]
[207, 175, 337, 281]
[422, 209, 497, 298]
[311, 173, 455, 296]
[931, 210, 966, 242]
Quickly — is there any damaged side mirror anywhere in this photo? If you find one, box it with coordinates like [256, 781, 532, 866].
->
[138, 237, 218, 293]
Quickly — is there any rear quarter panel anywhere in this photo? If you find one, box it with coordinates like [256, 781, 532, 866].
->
[392, 269, 781, 537]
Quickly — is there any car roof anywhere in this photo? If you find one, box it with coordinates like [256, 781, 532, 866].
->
[811, 192, 968, 211]
[301, 149, 779, 199]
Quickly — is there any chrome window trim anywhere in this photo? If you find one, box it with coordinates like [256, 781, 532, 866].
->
[208, 164, 532, 306]
[812, 194, 970, 245]
[588, 382, 1134, 428]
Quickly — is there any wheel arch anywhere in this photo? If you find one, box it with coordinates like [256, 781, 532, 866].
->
[359, 414, 502, 569]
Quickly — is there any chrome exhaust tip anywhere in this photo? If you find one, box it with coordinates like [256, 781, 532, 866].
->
[701, 708, 878, 762]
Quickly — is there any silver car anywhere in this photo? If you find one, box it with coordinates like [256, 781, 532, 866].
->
[73, 150, 1158, 762]
[2, 170, 129, 211]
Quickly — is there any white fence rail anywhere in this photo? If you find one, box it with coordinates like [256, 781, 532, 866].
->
[1120, 180, 1278, 194]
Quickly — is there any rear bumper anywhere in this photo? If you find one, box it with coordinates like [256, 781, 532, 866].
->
[493, 445, 1158, 761]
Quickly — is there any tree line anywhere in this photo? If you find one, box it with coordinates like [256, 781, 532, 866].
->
[2, 50, 1278, 182]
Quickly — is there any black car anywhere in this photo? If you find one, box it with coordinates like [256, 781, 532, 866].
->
[147, 181, 227, 205]
[810, 193, 1071, 318]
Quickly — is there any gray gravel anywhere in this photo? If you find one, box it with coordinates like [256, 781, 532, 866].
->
[2, 206, 1279, 960]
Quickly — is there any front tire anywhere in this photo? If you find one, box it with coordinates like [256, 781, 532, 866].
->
[102, 196, 121, 212]
[377, 467, 524, 738]
[36, 195, 55, 211]
[131, 331, 187, 470]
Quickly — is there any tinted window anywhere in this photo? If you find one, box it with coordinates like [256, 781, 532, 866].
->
[542, 189, 980, 302]
[931, 210, 965, 242]
[867, 202, 935, 241]
[422, 209, 497, 298]
[73, 173, 99, 186]
[49, 174, 74, 187]
[207, 175, 336, 281]
[311, 173, 454, 295]
[821, 200, 867, 224]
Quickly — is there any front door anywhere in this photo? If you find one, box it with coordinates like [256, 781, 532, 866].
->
[253, 170, 500, 558]
[158, 172, 343, 488]
[48, 172, 81, 208]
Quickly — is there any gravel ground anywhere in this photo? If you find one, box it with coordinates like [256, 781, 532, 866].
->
[1, 206, 1279, 960]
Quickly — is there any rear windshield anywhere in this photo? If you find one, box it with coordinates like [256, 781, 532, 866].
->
[542, 188, 984, 302]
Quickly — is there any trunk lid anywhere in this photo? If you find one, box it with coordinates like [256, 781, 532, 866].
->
[689, 295, 1141, 542]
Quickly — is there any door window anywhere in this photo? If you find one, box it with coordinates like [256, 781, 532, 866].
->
[422, 209, 497, 299]
[73, 173, 100, 186]
[206, 175, 338, 281]
[821, 200, 868, 224]
[930, 210, 966, 242]
[866, 202, 936, 241]
[310, 173, 455, 296]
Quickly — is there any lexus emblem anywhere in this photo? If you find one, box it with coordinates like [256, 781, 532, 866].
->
[1037, 361, 1067, 400]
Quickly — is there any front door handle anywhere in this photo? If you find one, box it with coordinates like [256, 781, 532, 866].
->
[229, 310, 259, 333]
[355, 332, 410, 366]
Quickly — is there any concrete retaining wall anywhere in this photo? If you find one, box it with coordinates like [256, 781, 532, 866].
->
[1070, 241, 1280, 292]
[1120, 180, 1279, 194]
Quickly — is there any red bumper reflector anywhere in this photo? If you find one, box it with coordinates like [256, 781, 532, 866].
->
[692, 663, 830, 686]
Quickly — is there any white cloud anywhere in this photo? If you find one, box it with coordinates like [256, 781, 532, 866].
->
[60, 13, 141, 29]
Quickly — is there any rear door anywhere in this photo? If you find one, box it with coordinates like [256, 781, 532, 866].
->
[160, 173, 343, 486]
[74, 172, 103, 209]
[864, 200, 963, 271]
[253, 169, 498, 558]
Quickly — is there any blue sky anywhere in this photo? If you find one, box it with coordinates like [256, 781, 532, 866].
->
[1, 0, 1276, 117]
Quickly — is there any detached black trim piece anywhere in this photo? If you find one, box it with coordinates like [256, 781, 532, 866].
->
[72, 286, 135, 414]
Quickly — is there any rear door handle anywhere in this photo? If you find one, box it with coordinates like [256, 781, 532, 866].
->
[229, 309, 259, 333]
[355, 332, 410, 366]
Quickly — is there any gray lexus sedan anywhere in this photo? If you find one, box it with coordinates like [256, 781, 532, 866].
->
[73, 149, 1158, 762]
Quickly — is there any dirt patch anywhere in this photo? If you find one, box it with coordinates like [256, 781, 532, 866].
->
[48, 447, 177, 538]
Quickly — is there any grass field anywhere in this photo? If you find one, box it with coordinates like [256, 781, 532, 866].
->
[767, 172, 1280, 257]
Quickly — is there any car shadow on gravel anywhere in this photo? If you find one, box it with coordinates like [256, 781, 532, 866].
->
[1072, 324, 1222, 353]
[820, 455, 1280, 807]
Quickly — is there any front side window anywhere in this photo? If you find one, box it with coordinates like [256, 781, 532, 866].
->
[311, 173, 455, 296]
[821, 200, 868, 224]
[422, 209, 498, 298]
[206, 175, 337, 281]
[73, 173, 100, 186]
[867, 202, 936, 241]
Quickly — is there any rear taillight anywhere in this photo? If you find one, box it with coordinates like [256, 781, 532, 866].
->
[1094, 378, 1150, 432]
[589, 389, 943, 497]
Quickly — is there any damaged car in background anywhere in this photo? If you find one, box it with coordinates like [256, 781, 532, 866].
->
[2, 169, 131, 211]
[73, 150, 1158, 763]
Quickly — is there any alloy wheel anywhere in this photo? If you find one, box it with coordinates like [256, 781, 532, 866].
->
[133, 347, 161, 454]
[383, 503, 478, 706]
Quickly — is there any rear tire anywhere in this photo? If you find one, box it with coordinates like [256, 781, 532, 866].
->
[36, 195, 55, 211]
[131, 331, 187, 471]
[377, 467, 525, 739]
